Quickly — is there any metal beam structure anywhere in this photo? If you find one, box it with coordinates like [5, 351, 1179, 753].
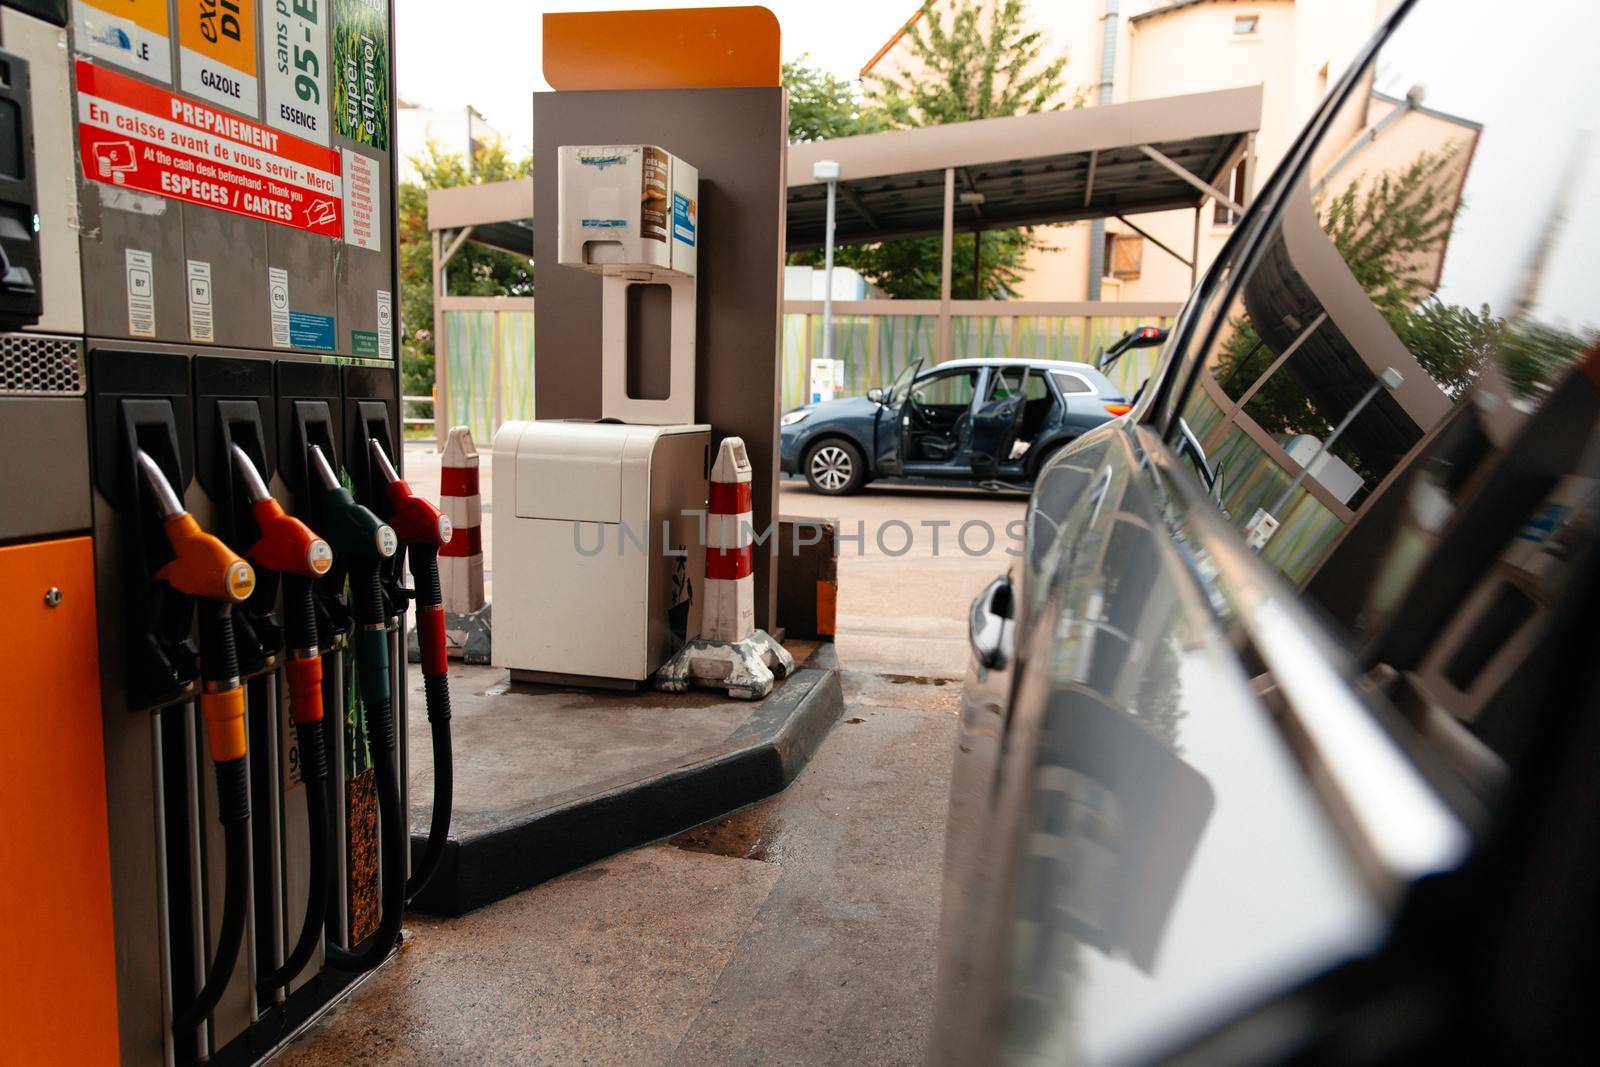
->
[1138, 143, 1243, 216]
[1113, 213, 1193, 269]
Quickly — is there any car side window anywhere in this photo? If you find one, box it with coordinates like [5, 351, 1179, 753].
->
[1171, 2, 1597, 583]
[987, 367, 1024, 400]
[1051, 372, 1091, 395]
[911, 370, 978, 407]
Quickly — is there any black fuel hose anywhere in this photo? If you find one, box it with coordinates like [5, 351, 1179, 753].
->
[405, 545, 452, 902]
[257, 579, 332, 996]
[324, 567, 405, 973]
[175, 604, 252, 1033]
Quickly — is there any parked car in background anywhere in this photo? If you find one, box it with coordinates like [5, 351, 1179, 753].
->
[780, 358, 1130, 495]
[934, 0, 1600, 1063]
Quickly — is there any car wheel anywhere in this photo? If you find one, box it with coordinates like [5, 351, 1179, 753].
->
[804, 439, 866, 495]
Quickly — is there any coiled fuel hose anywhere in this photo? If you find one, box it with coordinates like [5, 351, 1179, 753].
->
[134, 452, 259, 1034]
[226, 446, 337, 997]
[370, 439, 455, 901]
[305, 446, 406, 974]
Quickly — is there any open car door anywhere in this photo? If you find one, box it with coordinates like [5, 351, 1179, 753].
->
[874, 359, 922, 476]
[969, 367, 1029, 482]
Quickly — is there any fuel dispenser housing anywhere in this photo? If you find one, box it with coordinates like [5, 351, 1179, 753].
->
[0, 1, 408, 1061]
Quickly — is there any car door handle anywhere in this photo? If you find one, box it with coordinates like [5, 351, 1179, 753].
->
[969, 575, 1015, 671]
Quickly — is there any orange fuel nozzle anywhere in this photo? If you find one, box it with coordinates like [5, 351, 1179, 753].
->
[231, 445, 334, 579]
[370, 438, 453, 548]
[137, 450, 257, 605]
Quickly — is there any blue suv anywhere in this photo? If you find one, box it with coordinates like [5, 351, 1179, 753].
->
[780, 356, 1131, 495]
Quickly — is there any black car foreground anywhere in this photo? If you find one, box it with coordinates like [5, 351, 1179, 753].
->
[934, 1, 1600, 1063]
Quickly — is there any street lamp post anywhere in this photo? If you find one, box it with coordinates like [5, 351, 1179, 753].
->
[814, 160, 841, 362]
[1247, 366, 1404, 550]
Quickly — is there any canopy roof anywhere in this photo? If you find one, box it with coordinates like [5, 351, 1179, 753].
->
[428, 85, 1261, 255]
[786, 86, 1260, 250]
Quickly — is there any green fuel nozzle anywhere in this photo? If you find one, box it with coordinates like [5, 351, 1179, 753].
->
[308, 444, 398, 584]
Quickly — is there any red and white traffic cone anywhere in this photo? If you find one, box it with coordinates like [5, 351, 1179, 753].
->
[655, 436, 794, 700]
[439, 426, 491, 663]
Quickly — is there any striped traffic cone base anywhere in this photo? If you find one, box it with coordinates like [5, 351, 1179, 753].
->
[656, 630, 795, 701]
[654, 436, 796, 700]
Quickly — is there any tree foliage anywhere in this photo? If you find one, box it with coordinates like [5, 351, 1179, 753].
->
[783, 1, 1074, 300]
[783, 57, 879, 143]
[398, 141, 532, 398]
[863, 0, 1078, 128]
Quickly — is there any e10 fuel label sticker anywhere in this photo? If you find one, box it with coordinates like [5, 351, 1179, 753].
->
[77, 60, 344, 238]
[332, 0, 389, 150]
[74, 1, 173, 83]
[266, 0, 330, 146]
[178, 0, 261, 117]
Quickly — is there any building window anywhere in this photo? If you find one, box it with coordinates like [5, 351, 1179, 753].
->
[1214, 156, 1249, 227]
[1234, 14, 1260, 35]
[1103, 233, 1144, 280]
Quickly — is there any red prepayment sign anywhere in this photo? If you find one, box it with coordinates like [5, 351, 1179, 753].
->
[76, 60, 343, 238]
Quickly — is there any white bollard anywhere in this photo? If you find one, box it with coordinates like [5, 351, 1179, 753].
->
[655, 436, 794, 700]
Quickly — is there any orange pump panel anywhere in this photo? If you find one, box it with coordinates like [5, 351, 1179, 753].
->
[0, 536, 121, 1063]
[543, 6, 781, 90]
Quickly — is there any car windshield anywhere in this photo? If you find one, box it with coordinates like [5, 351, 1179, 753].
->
[885, 358, 923, 405]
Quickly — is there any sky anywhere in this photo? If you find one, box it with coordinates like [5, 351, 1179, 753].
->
[394, 0, 914, 155]
[1371, 0, 1599, 330]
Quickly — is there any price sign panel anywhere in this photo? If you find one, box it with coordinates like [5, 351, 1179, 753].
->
[266, 0, 330, 146]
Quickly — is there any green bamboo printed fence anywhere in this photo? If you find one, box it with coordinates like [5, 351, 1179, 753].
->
[782, 311, 1176, 411]
[441, 303, 1177, 443]
[1182, 380, 1347, 584]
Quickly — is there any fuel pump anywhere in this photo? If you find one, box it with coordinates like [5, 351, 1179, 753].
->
[367, 438, 456, 899]
[130, 450, 260, 1033]
[303, 444, 406, 972]
[219, 443, 340, 997]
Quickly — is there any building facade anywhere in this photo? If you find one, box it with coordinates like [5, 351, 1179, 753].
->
[861, 0, 1410, 302]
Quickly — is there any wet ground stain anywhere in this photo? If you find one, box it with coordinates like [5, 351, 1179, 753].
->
[670, 797, 782, 863]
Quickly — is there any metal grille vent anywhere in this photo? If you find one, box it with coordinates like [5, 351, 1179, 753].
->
[0, 334, 85, 396]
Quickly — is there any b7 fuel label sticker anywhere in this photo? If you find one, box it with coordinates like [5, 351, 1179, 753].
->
[376, 289, 392, 358]
[77, 60, 344, 238]
[332, 0, 389, 150]
[266, 0, 330, 146]
[178, 0, 260, 117]
[269, 267, 290, 346]
[342, 148, 381, 251]
[187, 260, 215, 341]
[125, 249, 155, 337]
[74, 1, 173, 83]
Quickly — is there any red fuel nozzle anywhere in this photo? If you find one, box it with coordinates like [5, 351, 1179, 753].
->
[370, 437, 453, 548]
[232, 445, 334, 580]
